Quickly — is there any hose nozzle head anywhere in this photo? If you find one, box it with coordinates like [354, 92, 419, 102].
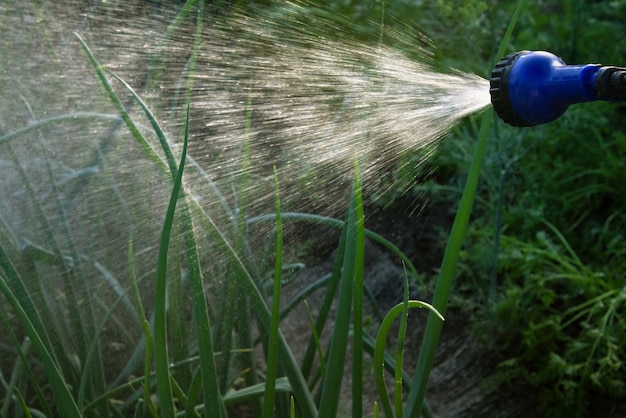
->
[490, 50, 626, 127]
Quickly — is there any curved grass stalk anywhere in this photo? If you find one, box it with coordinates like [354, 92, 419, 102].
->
[105, 70, 178, 174]
[373, 301, 443, 418]
[363, 331, 434, 417]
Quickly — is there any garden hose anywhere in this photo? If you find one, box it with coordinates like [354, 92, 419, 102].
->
[490, 50, 626, 126]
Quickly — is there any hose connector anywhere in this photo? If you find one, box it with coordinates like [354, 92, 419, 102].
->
[596, 66, 626, 100]
[490, 50, 626, 126]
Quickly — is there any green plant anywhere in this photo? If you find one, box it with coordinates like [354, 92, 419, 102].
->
[488, 225, 625, 417]
[416, 3, 626, 414]
[1, 5, 447, 417]
[403, 1, 526, 415]
[9, 1, 624, 417]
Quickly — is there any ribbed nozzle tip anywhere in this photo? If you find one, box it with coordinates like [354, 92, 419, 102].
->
[489, 52, 530, 127]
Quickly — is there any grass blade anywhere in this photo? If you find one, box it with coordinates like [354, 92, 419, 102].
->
[153, 105, 190, 418]
[0, 244, 81, 418]
[74, 32, 169, 175]
[318, 167, 364, 417]
[105, 70, 178, 175]
[352, 163, 366, 418]
[222, 377, 292, 407]
[188, 199, 318, 417]
[403, 109, 494, 417]
[262, 168, 284, 418]
[395, 271, 410, 418]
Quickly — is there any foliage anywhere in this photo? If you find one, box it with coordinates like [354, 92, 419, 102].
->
[2, 0, 626, 417]
[426, 106, 626, 415]
[486, 226, 625, 415]
[1, 3, 446, 417]
[411, 1, 626, 414]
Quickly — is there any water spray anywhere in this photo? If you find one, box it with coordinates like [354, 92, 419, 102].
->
[490, 50, 626, 126]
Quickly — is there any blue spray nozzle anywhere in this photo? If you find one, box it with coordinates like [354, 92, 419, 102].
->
[490, 51, 626, 126]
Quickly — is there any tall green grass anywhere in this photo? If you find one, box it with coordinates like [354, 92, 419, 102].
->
[403, 1, 525, 415]
[0, 1, 541, 417]
[0, 24, 445, 418]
